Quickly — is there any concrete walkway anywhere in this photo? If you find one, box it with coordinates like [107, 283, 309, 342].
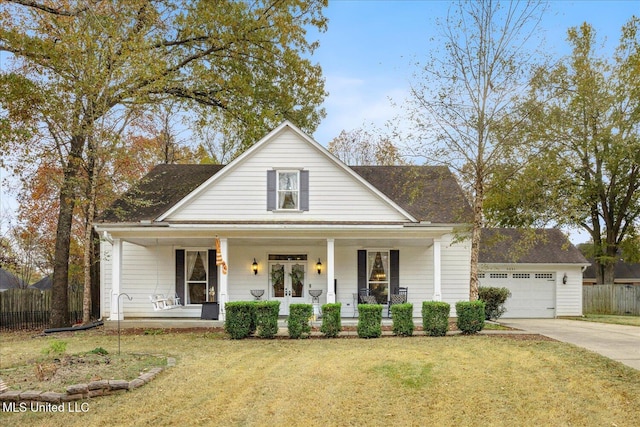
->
[500, 319, 640, 371]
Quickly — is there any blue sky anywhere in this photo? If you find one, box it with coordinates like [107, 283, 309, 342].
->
[311, 0, 640, 145]
[306, 0, 639, 243]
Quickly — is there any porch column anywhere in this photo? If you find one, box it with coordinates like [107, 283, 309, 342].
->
[326, 238, 335, 303]
[218, 237, 228, 321]
[433, 239, 442, 301]
[110, 238, 123, 320]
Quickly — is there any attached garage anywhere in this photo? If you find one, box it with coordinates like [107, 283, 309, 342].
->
[479, 271, 556, 318]
[479, 229, 589, 318]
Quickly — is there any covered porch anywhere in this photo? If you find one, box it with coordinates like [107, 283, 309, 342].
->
[100, 225, 466, 322]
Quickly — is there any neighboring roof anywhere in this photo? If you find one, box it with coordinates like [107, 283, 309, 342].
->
[98, 164, 225, 223]
[98, 163, 472, 224]
[351, 166, 472, 224]
[30, 275, 52, 290]
[0, 268, 23, 291]
[583, 259, 640, 280]
[479, 228, 589, 264]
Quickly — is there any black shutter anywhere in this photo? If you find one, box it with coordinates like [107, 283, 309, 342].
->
[267, 170, 276, 211]
[390, 250, 400, 294]
[208, 249, 218, 302]
[175, 249, 185, 305]
[300, 170, 309, 211]
[357, 250, 367, 292]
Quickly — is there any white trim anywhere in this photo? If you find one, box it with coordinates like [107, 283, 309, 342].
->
[326, 238, 335, 303]
[433, 239, 442, 301]
[110, 238, 122, 320]
[218, 238, 228, 321]
[155, 121, 417, 223]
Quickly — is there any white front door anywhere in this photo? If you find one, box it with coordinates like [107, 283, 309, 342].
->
[270, 261, 306, 315]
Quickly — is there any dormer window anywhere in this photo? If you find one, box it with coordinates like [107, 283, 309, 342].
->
[278, 171, 299, 210]
[267, 169, 309, 212]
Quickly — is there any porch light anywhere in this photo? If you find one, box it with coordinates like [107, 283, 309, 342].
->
[316, 258, 322, 275]
[252, 258, 258, 275]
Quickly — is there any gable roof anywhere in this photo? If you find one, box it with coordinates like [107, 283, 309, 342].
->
[156, 121, 418, 223]
[479, 228, 589, 264]
[98, 163, 472, 224]
[99, 164, 225, 223]
[583, 258, 640, 280]
[0, 268, 24, 291]
[98, 122, 473, 225]
[351, 166, 472, 224]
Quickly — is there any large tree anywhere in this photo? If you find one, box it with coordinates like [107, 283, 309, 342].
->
[402, 0, 547, 300]
[328, 128, 406, 166]
[0, 0, 327, 327]
[487, 19, 640, 284]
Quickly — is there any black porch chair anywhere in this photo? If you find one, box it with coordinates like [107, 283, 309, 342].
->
[388, 287, 408, 317]
[358, 288, 377, 305]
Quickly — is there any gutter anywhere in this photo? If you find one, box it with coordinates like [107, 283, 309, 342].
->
[44, 320, 104, 334]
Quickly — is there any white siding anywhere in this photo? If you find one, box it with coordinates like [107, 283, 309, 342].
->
[167, 128, 408, 222]
[102, 238, 474, 319]
[555, 268, 583, 316]
[479, 266, 584, 318]
[440, 234, 472, 317]
[101, 241, 201, 318]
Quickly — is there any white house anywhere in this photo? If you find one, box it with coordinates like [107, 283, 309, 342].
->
[94, 121, 587, 322]
[478, 228, 589, 318]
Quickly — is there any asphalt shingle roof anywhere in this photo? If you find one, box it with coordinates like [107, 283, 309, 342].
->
[479, 228, 588, 264]
[99, 164, 473, 224]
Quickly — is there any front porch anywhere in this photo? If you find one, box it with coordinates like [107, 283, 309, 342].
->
[102, 231, 467, 322]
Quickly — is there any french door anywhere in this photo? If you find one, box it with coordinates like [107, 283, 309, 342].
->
[269, 261, 306, 315]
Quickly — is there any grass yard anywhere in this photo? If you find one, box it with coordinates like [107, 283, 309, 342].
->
[1, 328, 640, 426]
[569, 314, 640, 327]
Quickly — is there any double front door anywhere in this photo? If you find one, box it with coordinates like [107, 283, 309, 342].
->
[270, 261, 306, 315]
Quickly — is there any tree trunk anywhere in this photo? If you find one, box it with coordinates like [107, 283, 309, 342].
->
[469, 180, 484, 301]
[82, 137, 98, 324]
[50, 135, 85, 328]
[82, 194, 96, 324]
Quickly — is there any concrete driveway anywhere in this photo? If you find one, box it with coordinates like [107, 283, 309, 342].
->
[500, 319, 640, 371]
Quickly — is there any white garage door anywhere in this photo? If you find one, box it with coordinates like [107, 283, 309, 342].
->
[480, 272, 556, 318]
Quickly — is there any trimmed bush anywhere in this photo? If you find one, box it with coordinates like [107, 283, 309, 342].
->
[255, 301, 280, 338]
[320, 303, 342, 338]
[357, 304, 382, 338]
[422, 301, 451, 336]
[456, 301, 486, 334]
[288, 304, 313, 339]
[391, 303, 414, 336]
[478, 286, 512, 320]
[225, 301, 256, 339]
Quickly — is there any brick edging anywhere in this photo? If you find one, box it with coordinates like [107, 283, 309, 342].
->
[0, 357, 175, 405]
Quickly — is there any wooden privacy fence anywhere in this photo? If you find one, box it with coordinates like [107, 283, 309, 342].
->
[0, 288, 83, 331]
[583, 284, 640, 316]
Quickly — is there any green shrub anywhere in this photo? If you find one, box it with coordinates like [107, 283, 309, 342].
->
[456, 301, 486, 334]
[89, 347, 109, 355]
[288, 304, 313, 339]
[320, 303, 342, 337]
[391, 303, 414, 336]
[422, 301, 451, 336]
[478, 286, 512, 320]
[357, 304, 382, 338]
[42, 339, 67, 356]
[255, 301, 280, 338]
[225, 301, 256, 339]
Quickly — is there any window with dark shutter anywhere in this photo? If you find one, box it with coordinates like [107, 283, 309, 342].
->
[267, 169, 309, 211]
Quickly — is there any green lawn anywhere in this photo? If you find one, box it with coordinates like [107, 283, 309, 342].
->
[2, 328, 640, 426]
[568, 314, 640, 327]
